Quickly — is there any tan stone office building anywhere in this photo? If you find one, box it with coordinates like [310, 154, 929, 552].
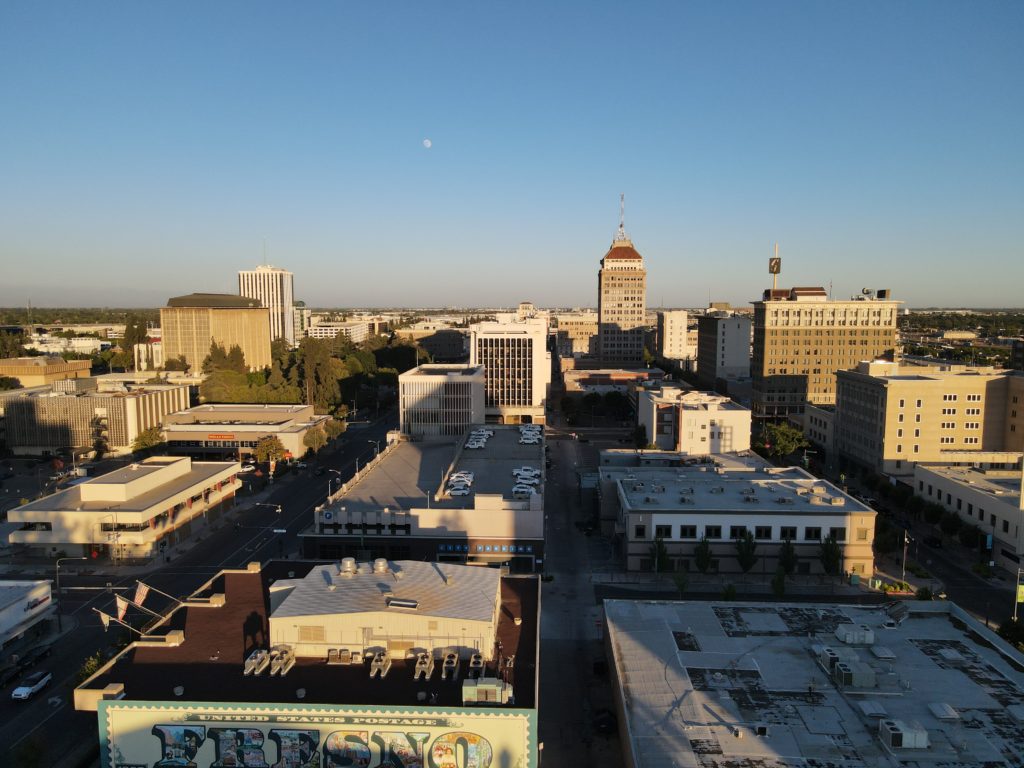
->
[751, 287, 900, 417]
[0, 356, 92, 388]
[163, 403, 330, 460]
[160, 293, 272, 372]
[598, 222, 647, 368]
[833, 361, 1024, 477]
[552, 311, 598, 359]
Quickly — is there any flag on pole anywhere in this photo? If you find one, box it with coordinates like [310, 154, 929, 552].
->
[1017, 584, 1024, 605]
[116, 594, 129, 621]
[134, 582, 151, 607]
[98, 610, 112, 631]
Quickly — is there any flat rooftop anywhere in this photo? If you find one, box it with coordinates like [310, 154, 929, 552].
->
[402, 364, 483, 377]
[328, 427, 543, 514]
[606, 599, 1024, 768]
[602, 459, 872, 515]
[922, 466, 1022, 506]
[80, 562, 537, 709]
[13, 460, 236, 514]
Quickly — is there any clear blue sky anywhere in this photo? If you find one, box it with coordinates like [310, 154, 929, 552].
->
[1, 1, 1021, 309]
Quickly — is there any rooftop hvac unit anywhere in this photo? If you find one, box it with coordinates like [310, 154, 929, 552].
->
[878, 719, 929, 750]
[340, 558, 357, 574]
[811, 485, 827, 495]
[819, 646, 841, 671]
[833, 661, 876, 689]
[835, 624, 875, 646]
[830, 496, 845, 506]
[373, 558, 389, 574]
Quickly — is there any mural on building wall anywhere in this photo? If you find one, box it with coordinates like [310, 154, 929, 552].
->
[101, 702, 534, 768]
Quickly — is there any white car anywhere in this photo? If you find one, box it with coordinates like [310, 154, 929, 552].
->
[511, 485, 537, 496]
[513, 476, 540, 485]
[11, 670, 51, 701]
[238, 464, 256, 474]
[512, 466, 540, 476]
[519, 438, 539, 445]
[512, 472, 540, 481]
[471, 429, 494, 437]
[464, 442, 485, 449]
[449, 487, 471, 497]
[451, 472, 474, 481]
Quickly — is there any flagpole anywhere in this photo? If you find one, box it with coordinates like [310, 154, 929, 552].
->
[93, 607, 145, 635]
[136, 580, 183, 605]
[118, 594, 163, 619]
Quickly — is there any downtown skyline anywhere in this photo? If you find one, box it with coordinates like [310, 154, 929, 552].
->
[1, 1, 1022, 309]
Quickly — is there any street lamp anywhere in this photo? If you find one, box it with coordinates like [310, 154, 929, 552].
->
[327, 469, 341, 498]
[368, 439, 380, 457]
[55, 556, 88, 631]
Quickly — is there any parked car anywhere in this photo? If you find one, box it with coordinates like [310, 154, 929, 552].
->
[296, 461, 308, 470]
[238, 464, 256, 474]
[11, 670, 52, 701]
[17, 645, 52, 670]
[449, 487, 471, 497]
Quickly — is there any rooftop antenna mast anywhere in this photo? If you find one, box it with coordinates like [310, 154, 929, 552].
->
[616, 193, 627, 241]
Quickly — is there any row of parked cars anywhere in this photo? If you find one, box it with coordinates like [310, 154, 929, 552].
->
[1, 644, 53, 701]
[446, 471, 475, 497]
[518, 424, 542, 445]
[511, 465, 540, 498]
[464, 428, 494, 450]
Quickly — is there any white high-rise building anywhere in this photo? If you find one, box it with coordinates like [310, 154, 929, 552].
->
[469, 314, 551, 424]
[238, 265, 295, 346]
[656, 310, 691, 361]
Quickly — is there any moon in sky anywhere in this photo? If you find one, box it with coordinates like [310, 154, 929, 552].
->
[422, 138, 432, 149]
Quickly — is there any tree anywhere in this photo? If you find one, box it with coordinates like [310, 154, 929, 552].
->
[303, 425, 328, 455]
[120, 315, 150, 370]
[958, 524, 980, 549]
[164, 355, 190, 372]
[694, 536, 712, 574]
[924, 503, 944, 525]
[253, 435, 287, 463]
[755, 422, 809, 460]
[225, 344, 247, 374]
[771, 566, 786, 599]
[324, 418, 346, 440]
[819, 534, 843, 580]
[0, 376, 20, 391]
[778, 538, 798, 575]
[633, 425, 648, 449]
[650, 537, 669, 574]
[939, 511, 963, 537]
[672, 571, 689, 598]
[131, 426, 164, 454]
[735, 531, 758, 573]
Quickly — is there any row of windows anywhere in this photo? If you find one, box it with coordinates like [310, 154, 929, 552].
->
[636, 523, 853, 542]
[438, 543, 535, 554]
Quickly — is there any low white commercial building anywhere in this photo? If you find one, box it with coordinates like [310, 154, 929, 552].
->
[399, 364, 485, 439]
[913, 462, 1024, 571]
[7, 456, 240, 560]
[636, 386, 751, 453]
[163, 403, 330, 460]
[0, 580, 53, 647]
[601, 454, 875, 575]
[305, 321, 369, 344]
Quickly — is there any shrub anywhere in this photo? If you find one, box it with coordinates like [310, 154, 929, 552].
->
[721, 584, 737, 601]
[924, 503, 944, 525]
[939, 511, 962, 537]
[916, 587, 933, 601]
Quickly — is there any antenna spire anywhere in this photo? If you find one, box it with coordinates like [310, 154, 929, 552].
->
[615, 193, 628, 241]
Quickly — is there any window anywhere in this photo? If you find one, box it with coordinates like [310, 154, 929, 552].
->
[856, 528, 869, 541]
[940, 437, 955, 444]
[915, 414, 921, 423]
[916, 399, 923, 408]
[655, 525, 672, 539]
[966, 394, 981, 402]
[914, 429, 920, 437]
[941, 422, 954, 429]
[942, 407, 957, 415]
[729, 525, 747, 540]
[913, 444, 919, 453]
[964, 437, 979, 444]
[957, 499, 962, 510]
[965, 422, 979, 429]
[898, 399, 905, 408]
[804, 527, 822, 541]
[780, 526, 797, 540]
[634, 524, 647, 539]
[705, 525, 722, 539]
[966, 408, 981, 415]
[829, 527, 846, 542]
[943, 394, 958, 401]
[755, 526, 772, 540]
[1003, 520, 1010, 533]
[898, 413, 904, 423]
[967, 503, 973, 515]
[897, 444, 903, 453]
[679, 525, 697, 539]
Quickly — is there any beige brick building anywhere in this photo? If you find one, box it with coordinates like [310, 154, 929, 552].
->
[833, 361, 1024, 477]
[598, 221, 647, 368]
[752, 287, 900, 417]
[637, 386, 751, 454]
[160, 293, 272, 372]
[552, 311, 598, 359]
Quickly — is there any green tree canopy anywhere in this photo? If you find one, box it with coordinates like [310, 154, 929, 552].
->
[694, 536, 713, 574]
[755, 422, 809, 459]
[303, 425, 328, 455]
[778, 538, 799, 575]
[253, 435, 287, 463]
[131, 426, 164, 454]
[735, 531, 758, 573]
[819, 534, 843, 579]
[324, 418, 347, 440]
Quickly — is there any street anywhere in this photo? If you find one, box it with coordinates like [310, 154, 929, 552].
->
[0, 413, 395, 767]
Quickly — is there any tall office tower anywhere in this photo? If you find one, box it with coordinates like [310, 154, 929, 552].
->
[598, 200, 647, 367]
[697, 310, 752, 386]
[469, 314, 551, 424]
[656, 310, 691, 362]
[161, 294, 272, 372]
[238, 265, 295, 346]
[751, 286, 900, 418]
